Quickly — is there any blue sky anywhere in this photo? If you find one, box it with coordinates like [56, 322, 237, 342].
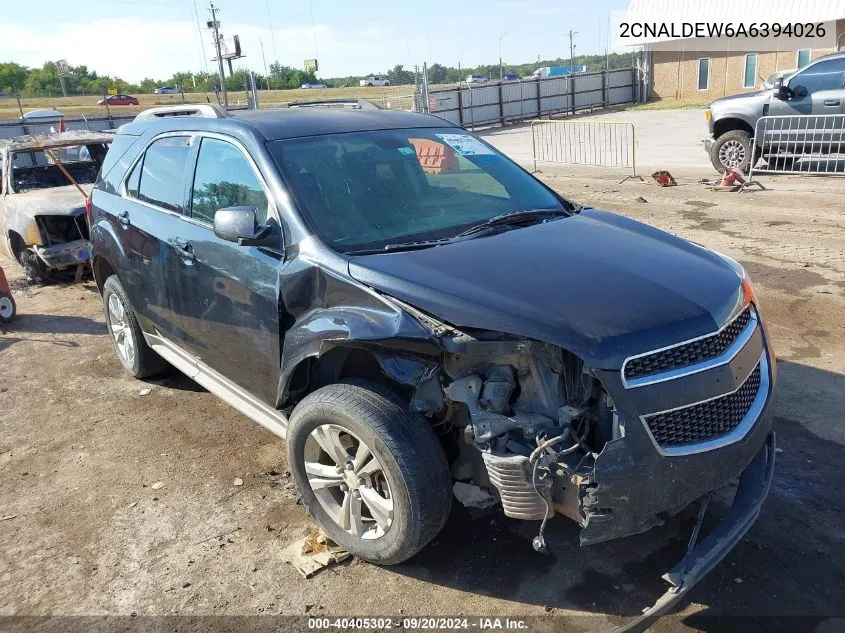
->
[1, 0, 631, 81]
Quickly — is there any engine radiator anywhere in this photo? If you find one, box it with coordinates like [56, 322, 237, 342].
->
[482, 452, 552, 521]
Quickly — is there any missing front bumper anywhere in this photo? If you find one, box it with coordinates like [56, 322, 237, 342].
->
[34, 239, 92, 269]
[614, 431, 776, 633]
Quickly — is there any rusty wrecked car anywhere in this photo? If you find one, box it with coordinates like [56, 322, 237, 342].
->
[1, 131, 113, 282]
[89, 105, 776, 631]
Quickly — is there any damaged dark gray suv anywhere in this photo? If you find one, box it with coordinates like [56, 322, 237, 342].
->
[90, 104, 776, 627]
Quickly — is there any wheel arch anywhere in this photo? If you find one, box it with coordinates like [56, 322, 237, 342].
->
[6, 230, 26, 263]
[90, 217, 128, 293]
[713, 117, 754, 139]
[280, 342, 441, 410]
[92, 255, 116, 294]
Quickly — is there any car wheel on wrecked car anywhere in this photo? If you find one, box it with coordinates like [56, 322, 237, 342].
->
[102, 275, 167, 379]
[287, 381, 453, 565]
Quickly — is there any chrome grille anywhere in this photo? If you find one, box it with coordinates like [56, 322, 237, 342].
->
[644, 363, 762, 448]
[625, 308, 752, 381]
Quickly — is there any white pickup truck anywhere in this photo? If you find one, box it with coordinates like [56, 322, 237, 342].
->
[360, 75, 390, 87]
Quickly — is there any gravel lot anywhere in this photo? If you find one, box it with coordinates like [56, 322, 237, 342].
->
[1, 151, 844, 632]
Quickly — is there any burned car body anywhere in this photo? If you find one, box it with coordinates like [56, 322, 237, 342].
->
[0, 131, 113, 280]
[89, 105, 775, 630]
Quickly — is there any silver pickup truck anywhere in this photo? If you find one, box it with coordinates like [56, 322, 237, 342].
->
[705, 51, 845, 172]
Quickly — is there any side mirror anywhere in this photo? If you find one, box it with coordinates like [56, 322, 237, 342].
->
[772, 76, 786, 99]
[213, 206, 275, 247]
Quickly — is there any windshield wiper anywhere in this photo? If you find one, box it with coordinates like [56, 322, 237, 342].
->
[345, 207, 579, 256]
[454, 208, 571, 238]
[345, 238, 455, 256]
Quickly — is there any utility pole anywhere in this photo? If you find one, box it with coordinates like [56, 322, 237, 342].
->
[499, 31, 508, 80]
[259, 37, 271, 90]
[568, 29, 577, 73]
[208, 2, 228, 108]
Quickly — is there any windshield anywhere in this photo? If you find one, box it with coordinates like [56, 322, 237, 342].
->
[10, 143, 109, 193]
[269, 127, 567, 253]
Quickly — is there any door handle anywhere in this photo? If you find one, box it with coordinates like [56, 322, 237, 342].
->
[174, 239, 196, 263]
[117, 210, 130, 227]
[823, 99, 841, 106]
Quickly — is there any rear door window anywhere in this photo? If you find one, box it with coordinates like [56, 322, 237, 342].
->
[190, 137, 269, 225]
[135, 136, 192, 212]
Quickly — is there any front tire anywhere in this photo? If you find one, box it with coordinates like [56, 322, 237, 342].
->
[102, 275, 166, 378]
[711, 130, 753, 172]
[287, 382, 452, 565]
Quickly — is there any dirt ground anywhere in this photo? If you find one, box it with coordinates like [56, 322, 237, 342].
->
[1, 168, 844, 633]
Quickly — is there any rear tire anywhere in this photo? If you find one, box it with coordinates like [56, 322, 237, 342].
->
[287, 381, 452, 565]
[711, 130, 753, 173]
[102, 275, 166, 379]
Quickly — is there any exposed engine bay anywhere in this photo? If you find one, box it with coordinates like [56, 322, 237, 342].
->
[410, 331, 618, 552]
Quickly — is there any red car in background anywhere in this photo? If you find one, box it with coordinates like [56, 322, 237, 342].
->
[97, 94, 139, 106]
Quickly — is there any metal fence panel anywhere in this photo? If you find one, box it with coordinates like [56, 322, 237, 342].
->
[531, 119, 639, 178]
[750, 114, 845, 177]
[0, 115, 134, 139]
[539, 77, 569, 97]
[573, 73, 603, 109]
[424, 68, 637, 128]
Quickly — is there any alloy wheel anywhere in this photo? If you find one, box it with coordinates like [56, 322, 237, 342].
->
[719, 139, 746, 168]
[107, 293, 135, 367]
[303, 424, 394, 540]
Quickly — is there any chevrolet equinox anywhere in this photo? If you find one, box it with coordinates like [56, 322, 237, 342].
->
[90, 104, 776, 628]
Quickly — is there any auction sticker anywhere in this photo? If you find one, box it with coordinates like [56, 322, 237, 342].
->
[436, 134, 495, 156]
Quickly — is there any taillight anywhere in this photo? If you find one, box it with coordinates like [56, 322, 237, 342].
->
[85, 195, 92, 219]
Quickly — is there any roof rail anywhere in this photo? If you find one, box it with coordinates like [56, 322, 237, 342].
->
[287, 98, 381, 111]
[134, 104, 229, 122]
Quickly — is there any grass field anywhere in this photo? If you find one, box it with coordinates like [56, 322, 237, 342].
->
[0, 86, 418, 120]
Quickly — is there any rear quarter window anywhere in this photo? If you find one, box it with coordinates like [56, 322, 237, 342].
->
[97, 134, 140, 195]
[136, 136, 192, 212]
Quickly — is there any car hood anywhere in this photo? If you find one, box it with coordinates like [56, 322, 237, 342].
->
[4, 185, 91, 217]
[348, 209, 745, 369]
[710, 89, 772, 108]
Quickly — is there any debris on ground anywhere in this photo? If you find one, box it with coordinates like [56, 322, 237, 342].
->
[150, 481, 164, 490]
[279, 530, 351, 578]
[233, 478, 244, 486]
[452, 482, 498, 511]
[734, 577, 744, 584]
[635, 196, 648, 203]
[138, 388, 152, 396]
[651, 170, 676, 187]
[1, 514, 17, 521]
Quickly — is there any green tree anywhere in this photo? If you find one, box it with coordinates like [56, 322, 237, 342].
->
[0, 62, 28, 93]
[387, 64, 414, 85]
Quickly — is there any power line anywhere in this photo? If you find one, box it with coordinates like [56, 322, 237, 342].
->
[309, 0, 320, 67]
[266, 0, 279, 65]
[192, 0, 210, 74]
